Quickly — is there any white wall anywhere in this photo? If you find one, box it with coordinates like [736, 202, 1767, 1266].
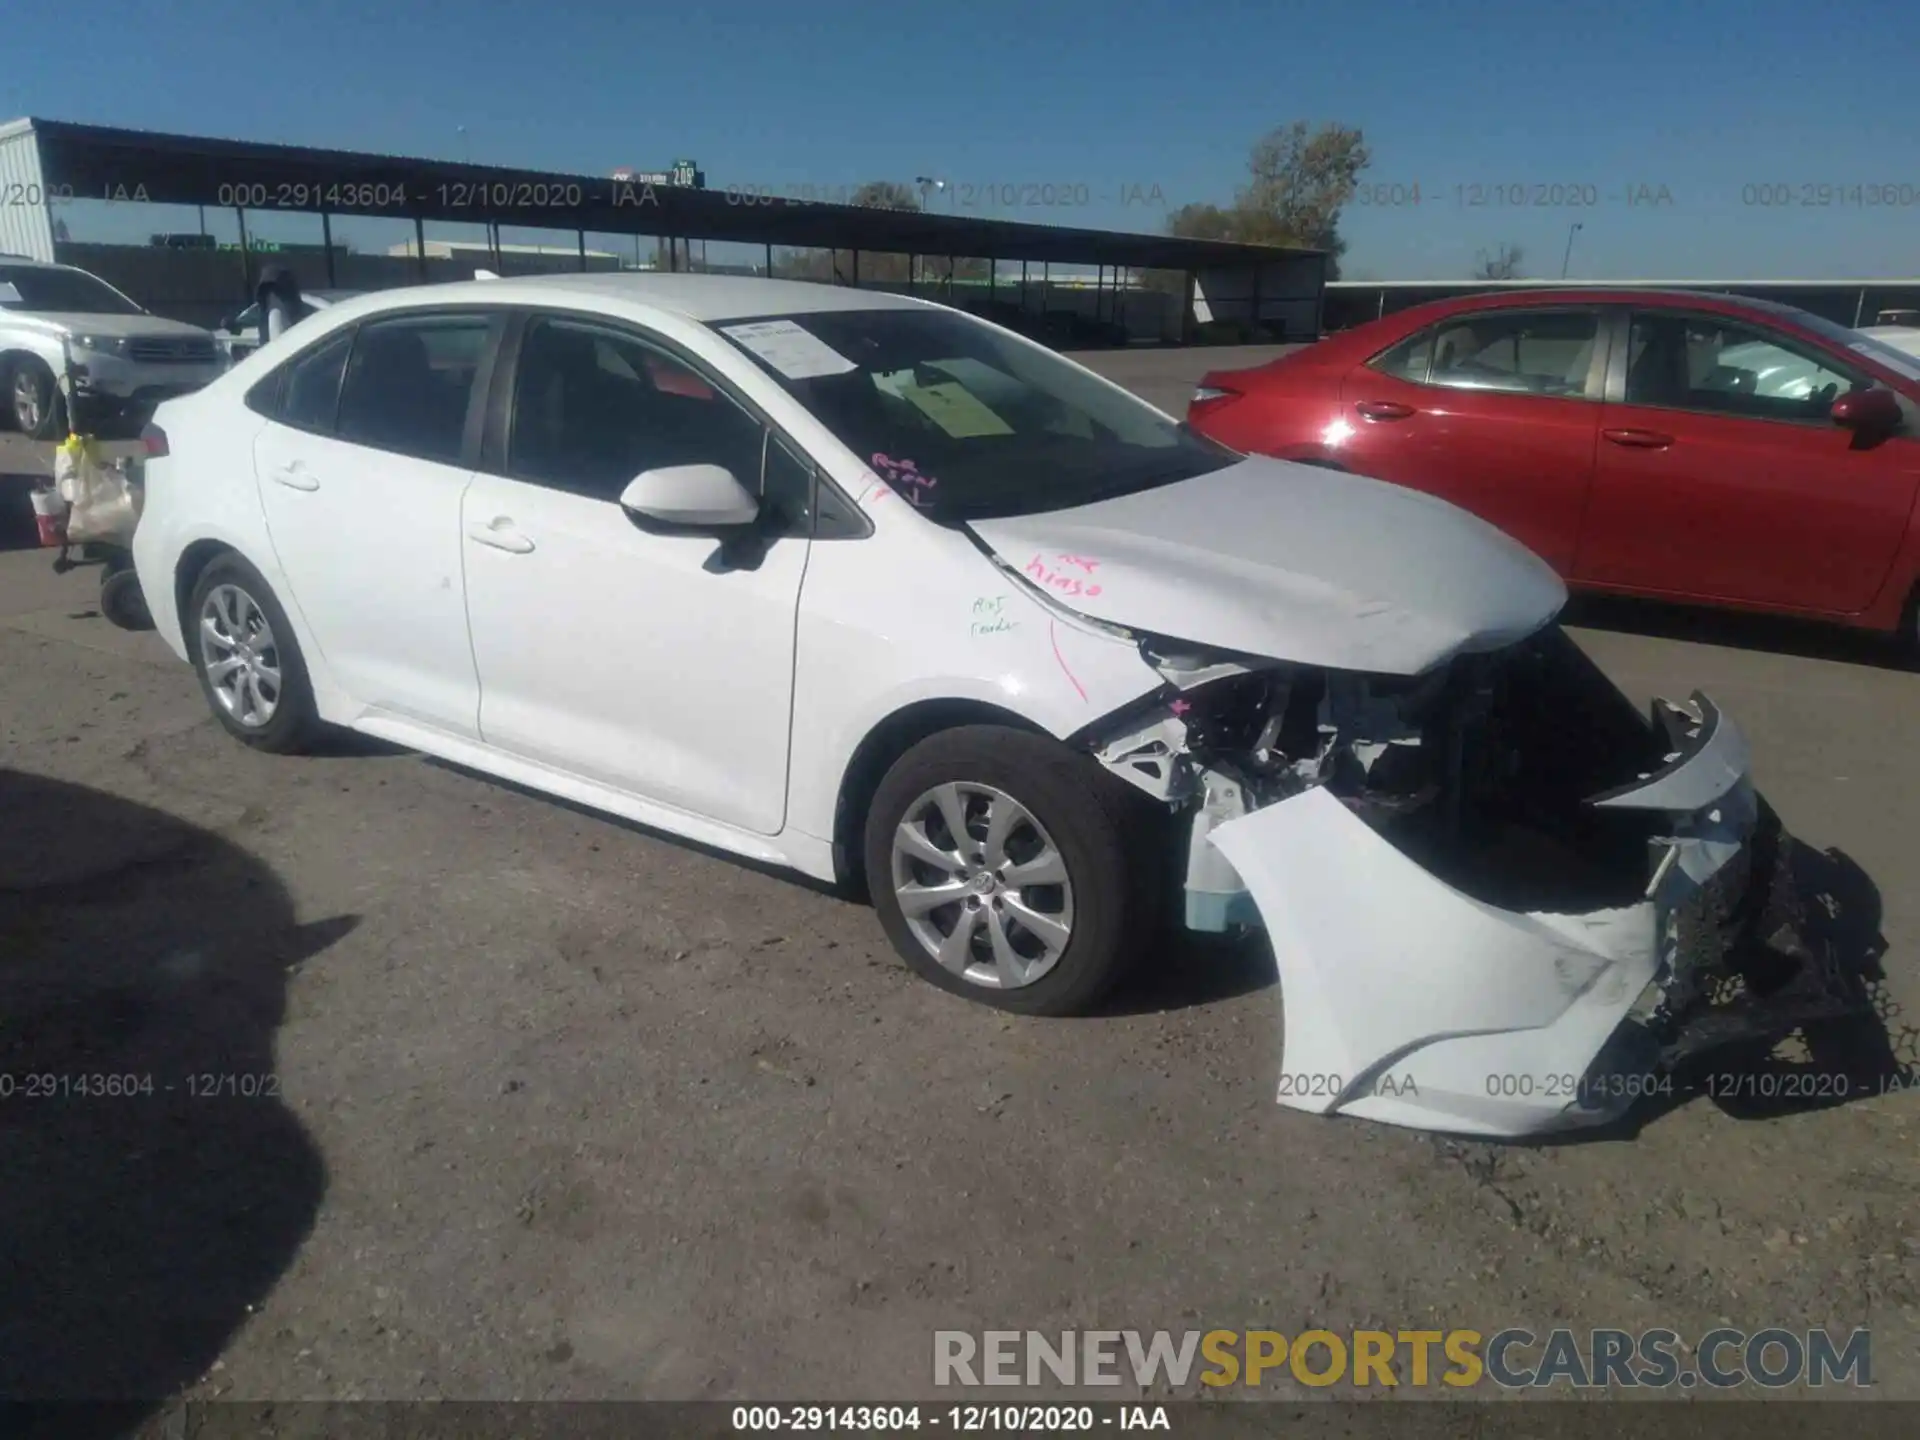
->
[0, 121, 56, 262]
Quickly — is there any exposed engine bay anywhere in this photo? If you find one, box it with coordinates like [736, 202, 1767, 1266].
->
[1085, 624, 1871, 1137]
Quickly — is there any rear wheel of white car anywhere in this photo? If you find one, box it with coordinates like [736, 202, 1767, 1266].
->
[8, 357, 66, 440]
[187, 555, 319, 754]
[864, 726, 1154, 1016]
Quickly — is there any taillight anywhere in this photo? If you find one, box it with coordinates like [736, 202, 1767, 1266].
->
[141, 423, 169, 457]
[1188, 384, 1241, 419]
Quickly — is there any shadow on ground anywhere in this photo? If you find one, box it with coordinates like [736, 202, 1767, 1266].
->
[1563, 592, 1913, 672]
[0, 769, 356, 1434]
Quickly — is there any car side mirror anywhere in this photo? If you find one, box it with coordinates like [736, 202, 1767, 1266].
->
[1831, 387, 1901, 436]
[618, 464, 759, 531]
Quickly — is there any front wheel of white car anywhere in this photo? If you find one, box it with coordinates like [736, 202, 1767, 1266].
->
[864, 726, 1156, 1016]
[8, 357, 66, 440]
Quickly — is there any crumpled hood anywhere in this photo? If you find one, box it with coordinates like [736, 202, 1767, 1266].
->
[967, 455, 1567, 675]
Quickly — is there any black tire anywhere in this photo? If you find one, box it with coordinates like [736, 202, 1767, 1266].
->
[863, 725, 1157, 1016]
[8, 356, 68, 440]
[99, 566, 153, 631]
[186, 553, 320, 753]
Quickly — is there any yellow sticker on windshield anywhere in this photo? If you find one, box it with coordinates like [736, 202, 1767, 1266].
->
[898, 381, 1014, 438]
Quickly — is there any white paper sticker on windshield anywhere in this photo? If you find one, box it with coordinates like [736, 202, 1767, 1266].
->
[0, 282, 21, 304]
[721, 319, 857, 379]
[899, 380, 1014, 438]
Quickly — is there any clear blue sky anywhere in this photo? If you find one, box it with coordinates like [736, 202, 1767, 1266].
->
[3, 0, 1916, 279]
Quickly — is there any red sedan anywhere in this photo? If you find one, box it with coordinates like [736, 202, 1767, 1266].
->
[1187, 289, 1920, 639]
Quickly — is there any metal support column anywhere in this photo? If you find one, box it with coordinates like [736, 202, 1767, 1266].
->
[851, 250, 861, 287]
[1183, 271, 1197, 345]
[1853, 288, 1867, 327]
[321, 213, 336, 287]
[764, 241, 773, 277]
[414, 216, 428, 281]
[235, 207, 251, 293]
[578, 229, 588, 271]
[1021, 260, 1029, 313]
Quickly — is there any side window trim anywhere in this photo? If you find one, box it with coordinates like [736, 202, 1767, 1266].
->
[1609, 308, 1870, 426]
[1366, 307, 1607, 400]
[479, 306, 870, 536]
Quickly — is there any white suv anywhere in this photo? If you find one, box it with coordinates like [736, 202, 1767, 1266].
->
[0, 257, 225, 438]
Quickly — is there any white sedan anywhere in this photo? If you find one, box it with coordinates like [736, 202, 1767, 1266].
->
[132, 274, 1849, 1137]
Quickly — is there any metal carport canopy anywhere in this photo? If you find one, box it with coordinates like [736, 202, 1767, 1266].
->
[25, 118, 1319, 271]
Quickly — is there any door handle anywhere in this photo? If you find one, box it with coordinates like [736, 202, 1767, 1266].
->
[1602, 428, 1674, 449]
[1354, 400, 1415, 421]
[268, 463, 319, 492]
[467, 519, 535, 554]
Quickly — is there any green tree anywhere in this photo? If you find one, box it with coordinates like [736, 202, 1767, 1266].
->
[1165, 121, 1371, 275]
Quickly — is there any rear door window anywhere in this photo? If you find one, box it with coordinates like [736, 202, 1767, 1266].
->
[1425, 310, 1601, 397]
[336, 314, 493, 464]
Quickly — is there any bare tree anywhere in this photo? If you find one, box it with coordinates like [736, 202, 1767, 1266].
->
[1164, 121, 1371, 276]
[1473, 243, 1525, 280]
[850, 180, 921, 213]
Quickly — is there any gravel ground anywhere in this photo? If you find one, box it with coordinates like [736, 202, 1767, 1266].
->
[1, 348, 1916, 1422]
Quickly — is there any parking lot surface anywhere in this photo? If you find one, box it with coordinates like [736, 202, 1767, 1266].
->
[2, 346, 1918, 1408]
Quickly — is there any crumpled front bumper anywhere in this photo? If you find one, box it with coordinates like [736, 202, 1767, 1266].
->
[1208, 693, 1850, 1138]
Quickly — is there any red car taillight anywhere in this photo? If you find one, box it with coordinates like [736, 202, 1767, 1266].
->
[1188, 384, 1242, 422]
[141, 423, 169, 457]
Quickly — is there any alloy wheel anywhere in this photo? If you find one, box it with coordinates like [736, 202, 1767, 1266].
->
[199, 583, 283, 728]
[13, 369, 46, 434]
[889, 782, 1074, 989]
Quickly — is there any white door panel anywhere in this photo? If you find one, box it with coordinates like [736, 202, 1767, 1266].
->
[252, 422, 481, 735]
[460, 475, 809, 835]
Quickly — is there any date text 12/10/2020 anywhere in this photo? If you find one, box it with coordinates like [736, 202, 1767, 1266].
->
[1352, 182, 1676, 208]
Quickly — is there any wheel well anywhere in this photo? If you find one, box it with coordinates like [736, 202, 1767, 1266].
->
[830, 699, 1051, 897]
[173, 540, 236, 638]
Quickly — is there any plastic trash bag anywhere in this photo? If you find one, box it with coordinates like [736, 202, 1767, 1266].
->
[55, 436, 139, 546]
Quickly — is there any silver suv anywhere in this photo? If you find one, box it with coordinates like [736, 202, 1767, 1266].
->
[0, 257, 225, 438]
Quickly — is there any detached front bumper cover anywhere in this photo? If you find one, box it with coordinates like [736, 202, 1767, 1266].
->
[1210, 693, 1866, 1138]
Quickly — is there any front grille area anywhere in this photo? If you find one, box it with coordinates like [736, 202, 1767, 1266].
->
[126, 336, 218, 364]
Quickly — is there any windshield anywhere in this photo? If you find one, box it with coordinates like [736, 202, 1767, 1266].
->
[0, 265, 145, 316]
[1847, 332, 1920, 384]
[717, 308, 1237, 519]
[1770, 304, 1920, 385]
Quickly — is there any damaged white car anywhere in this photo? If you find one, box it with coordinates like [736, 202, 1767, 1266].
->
[132, 275, 1862, 1138]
